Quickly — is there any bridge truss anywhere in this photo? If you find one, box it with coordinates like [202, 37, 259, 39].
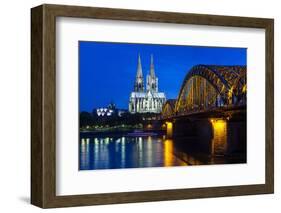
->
[162, 65, 247, 118]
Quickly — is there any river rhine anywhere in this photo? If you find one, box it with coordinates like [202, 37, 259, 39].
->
[79, 120, 246, 170]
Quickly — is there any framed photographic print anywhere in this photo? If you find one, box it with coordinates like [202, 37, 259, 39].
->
[31, 4, 274, 208]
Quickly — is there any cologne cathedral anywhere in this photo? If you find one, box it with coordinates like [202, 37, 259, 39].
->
[129, 54, 166, 114]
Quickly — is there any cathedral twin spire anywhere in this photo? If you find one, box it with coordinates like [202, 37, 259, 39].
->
[134, 54, 144, 92]
[134, 54, 157, 93]
[149, 54, 155, 78]
[129, 54, 165, 114]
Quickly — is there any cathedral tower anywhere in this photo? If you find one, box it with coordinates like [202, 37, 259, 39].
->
[146, 54, 158, 92]
[134, 54, 145, 92]
[129, 54, 165, 114]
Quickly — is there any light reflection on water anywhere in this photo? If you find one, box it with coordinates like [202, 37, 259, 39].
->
[79, 136, 188, 170]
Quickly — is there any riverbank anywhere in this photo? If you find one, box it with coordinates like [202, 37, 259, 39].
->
[80, 129, 165, 138]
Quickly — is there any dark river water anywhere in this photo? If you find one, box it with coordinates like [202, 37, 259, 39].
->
[79, 120, 246, 170]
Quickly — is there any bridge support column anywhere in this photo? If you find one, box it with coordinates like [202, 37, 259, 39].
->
[173, 119, 195, 138]
[165, 121, 173, 139]
[171, 118, 213, 141]
[226, 120, 246, 155]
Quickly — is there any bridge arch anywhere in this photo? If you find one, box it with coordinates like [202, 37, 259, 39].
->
[162, 99, 177, 119]
[175, 65, 246, 114]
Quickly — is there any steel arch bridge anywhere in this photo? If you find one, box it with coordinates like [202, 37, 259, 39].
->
[162, 65, 247, 118]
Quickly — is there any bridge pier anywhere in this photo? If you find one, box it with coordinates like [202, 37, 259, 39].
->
[170, 118, 213, 140]
[162, 108, 246, 162]
[165, 121, 173, 139]
[226, 120, 247, 155]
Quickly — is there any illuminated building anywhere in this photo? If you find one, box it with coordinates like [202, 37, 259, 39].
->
[129, 54, 166, 113]
[96, 102, 127, 117]
[96, 108, 114, 117]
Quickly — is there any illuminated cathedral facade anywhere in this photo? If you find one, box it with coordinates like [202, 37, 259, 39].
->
[129, 54, 166, 114]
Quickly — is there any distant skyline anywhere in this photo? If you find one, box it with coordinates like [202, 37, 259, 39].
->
[79, 41, 246, 112]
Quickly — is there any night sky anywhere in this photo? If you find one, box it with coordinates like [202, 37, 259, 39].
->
[79, 41, 246, 112]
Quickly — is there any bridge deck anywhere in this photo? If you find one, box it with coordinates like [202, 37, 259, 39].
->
[161, 104, 246, 120]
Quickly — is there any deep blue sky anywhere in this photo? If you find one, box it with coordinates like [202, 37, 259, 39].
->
[79, 41, 246, 112]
